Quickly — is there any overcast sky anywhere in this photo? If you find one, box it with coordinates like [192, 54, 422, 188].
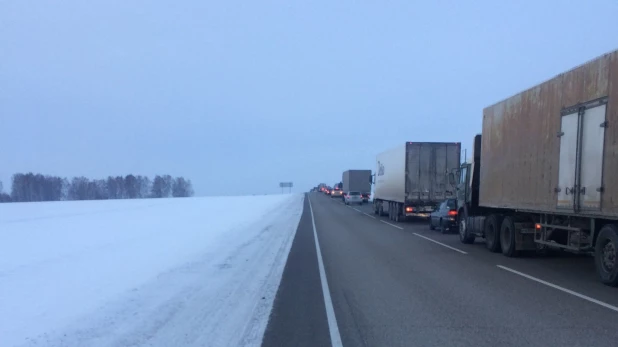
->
[2, 0, 618, 196]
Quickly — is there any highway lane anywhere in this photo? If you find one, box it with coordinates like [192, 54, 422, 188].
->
[350, 200, 618, 308]
[263, 193, 618, 347]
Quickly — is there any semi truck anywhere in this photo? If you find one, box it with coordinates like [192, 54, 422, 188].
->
[453, 49, 618, 286]
[342, 170, 372, 203]
[373, 142, 461, 222]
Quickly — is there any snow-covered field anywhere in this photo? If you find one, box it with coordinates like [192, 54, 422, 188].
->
[0, 194, 304, 347]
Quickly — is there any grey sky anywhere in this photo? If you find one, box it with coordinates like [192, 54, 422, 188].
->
[2, 0, 618, 195]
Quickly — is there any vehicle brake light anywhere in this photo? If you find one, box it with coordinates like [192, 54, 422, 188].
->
[535, 223, 541, 230]
[405, 207, 414, 212]
[448, 210, 457, 216]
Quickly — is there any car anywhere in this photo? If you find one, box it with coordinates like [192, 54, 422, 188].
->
[344, 191, 362, 205]
[428, 198, 458, 234]
[330, 187, 343, 199]
[361, 193, 370, 203]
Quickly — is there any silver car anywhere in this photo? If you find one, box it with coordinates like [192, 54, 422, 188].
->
[344, 191, 362, 205]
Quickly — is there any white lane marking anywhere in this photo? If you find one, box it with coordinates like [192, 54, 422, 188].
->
[380, 220, 404, 230]
[412, 233, 468, 254]
[352, 208, 361, 212]
[497, 265, 618, 313]
[363, 212, 376, 219]
[308, 197, 344, 347]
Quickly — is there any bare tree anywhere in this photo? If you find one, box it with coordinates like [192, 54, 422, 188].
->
[115, 176, 125, 199]
[151, 175, 164, 198]
[0, 180, 9, 202]
[137, 176, 151, 198]
[68, 177, 90, 200]
[172, 177, 195, 197]
[125, 174, 138, 199]
[107, 176, 119, 199]
[162, 175, 173, 198]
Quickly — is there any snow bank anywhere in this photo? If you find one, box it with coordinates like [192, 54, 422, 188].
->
[0, 194, 304, 347]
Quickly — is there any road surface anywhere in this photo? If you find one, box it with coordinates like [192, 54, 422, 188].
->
[262, 193, 618, 347]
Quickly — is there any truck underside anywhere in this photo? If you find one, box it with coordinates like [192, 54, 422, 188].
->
[373, 199, 438, 221]
[458, 206, 618, 286]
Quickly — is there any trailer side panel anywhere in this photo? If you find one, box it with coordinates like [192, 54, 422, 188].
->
[480, 50, 618, 218]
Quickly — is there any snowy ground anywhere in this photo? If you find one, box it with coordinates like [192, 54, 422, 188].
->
[0, 194, 304, 347]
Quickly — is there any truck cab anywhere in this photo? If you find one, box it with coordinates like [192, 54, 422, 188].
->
[450, 135, 484, 243]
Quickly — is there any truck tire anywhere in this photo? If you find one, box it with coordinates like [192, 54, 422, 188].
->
[389, 203, 394, 221]
[379, 203, 386, 217]
[429, 218, 435, 230]
[458, 208, 475, 244]
[500, 216, 518, 257]
[373, 202, 379, 215]
[485, 214, 502, 253]
[594, 224, 618, 286]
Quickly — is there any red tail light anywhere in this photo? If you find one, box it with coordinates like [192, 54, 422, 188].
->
[405, 207, 414, 213]
[448, 210, 457, 216]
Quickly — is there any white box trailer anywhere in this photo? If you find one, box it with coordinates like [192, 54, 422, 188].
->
[373, 142, 461, 221]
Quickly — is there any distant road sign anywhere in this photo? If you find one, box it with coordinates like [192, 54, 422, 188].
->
[279, 182, 293, 188]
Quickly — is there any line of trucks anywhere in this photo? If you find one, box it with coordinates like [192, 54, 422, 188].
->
[315, 49, 618, 287]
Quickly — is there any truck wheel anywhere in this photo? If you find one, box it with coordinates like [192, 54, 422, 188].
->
[500, 216, 518, 257]
[459, 209, 475, 244]
[595, 224, 618, 286]
[485, 214, 502, 253]
[389, 203, 394, 220]
[373, 202, 379, 215]
[429, 218, 435, 230]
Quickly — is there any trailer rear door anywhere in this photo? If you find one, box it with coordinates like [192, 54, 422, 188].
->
[557, 98, 607, 212]
[579, 103, 607, 210]
[406, 142, 460, 203]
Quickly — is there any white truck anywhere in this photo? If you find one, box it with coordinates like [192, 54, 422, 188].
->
[373, 142, 461, 222]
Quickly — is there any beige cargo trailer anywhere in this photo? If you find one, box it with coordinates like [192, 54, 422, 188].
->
[480, 50, 618, 216]
[453, 49, 618, 286]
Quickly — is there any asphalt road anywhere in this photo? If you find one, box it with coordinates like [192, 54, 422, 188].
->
[262, 193, 618, 347]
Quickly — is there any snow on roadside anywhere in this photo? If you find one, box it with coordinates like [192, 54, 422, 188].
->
[0, 194, 304, 347]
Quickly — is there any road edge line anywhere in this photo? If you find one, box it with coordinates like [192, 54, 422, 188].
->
[362, 212, 376, 219]
[308, 196, 344, 347]
[497, 265, 618, 313]
[380, 220, 404, 230]
[412, 233, 468, 254]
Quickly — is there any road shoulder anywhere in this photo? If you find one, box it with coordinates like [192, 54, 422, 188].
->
[261, 194, 331, 347]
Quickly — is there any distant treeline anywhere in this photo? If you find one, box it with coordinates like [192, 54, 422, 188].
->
[0, 173, 193, 203]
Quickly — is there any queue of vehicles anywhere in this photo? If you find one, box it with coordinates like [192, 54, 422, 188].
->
[313, 170, 373, 205]
[312, 49, 618, 287]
